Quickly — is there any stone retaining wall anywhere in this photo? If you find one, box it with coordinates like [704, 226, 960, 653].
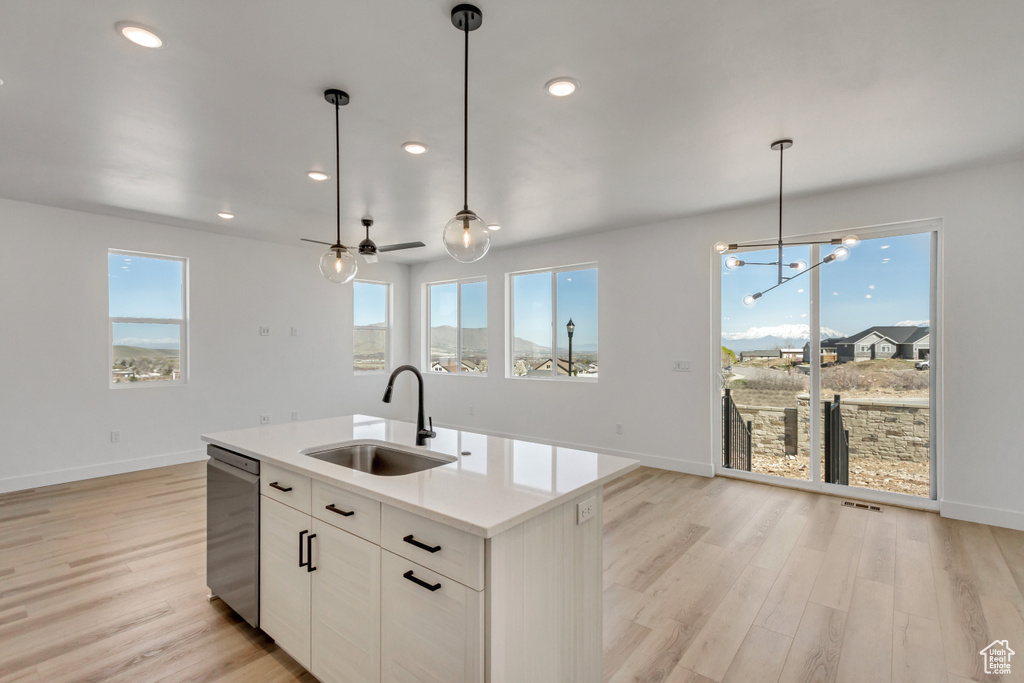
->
[735, 395, 929, 463]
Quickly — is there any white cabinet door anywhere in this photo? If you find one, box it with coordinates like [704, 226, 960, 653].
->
[380, 550, 483, 683]
[260, 496, 312, 669]
[311, 519, 381, 683]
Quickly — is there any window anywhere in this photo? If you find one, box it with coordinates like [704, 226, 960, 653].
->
[108, 250, 187, 386]
[509, 265, 597, 379]
[860, 345, 870, 352]
[880, 344, 892, 353]
[353, 281, 389, 372]
[427, 279, 487, 374]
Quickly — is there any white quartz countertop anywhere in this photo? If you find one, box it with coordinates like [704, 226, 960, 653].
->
[202, 415, 638, 538]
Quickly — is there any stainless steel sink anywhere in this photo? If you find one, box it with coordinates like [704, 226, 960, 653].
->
[303, 443, 451, 476]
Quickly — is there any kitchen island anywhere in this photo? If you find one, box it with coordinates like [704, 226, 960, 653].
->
[202, 414, 638, 683]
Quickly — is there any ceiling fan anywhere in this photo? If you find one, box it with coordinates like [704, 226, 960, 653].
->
[302, 218, 425, 264]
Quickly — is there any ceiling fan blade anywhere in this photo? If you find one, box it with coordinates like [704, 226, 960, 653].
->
[300, 238, 333, 246]
[377, 241, 427, 252]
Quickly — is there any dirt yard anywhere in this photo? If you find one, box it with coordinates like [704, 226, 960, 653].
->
[752, 452, 930, 497]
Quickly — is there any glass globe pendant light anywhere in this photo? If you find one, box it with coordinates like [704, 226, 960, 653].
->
[319, 89, 358, 284]
[442, 4, 491, 263]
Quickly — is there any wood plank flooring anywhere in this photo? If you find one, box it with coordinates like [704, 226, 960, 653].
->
[2, 463, 1023, 682]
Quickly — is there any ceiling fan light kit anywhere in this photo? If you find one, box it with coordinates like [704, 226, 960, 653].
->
[718, 139, 858, 306]
[442, 4, 491, 263]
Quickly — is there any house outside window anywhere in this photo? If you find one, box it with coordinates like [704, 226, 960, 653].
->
[860, 345, 870, 352]
[108, 250, 187, 386]
[353, 280, 390, 373]
[880, 344, 892, 353]
[427, 278, 487, 374]
[509, 264, 598, 379]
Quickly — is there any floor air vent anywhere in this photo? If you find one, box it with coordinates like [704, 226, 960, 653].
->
[842, 500, 882, 512]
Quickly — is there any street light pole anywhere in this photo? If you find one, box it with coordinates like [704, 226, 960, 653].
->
[566, 318, 575, 377]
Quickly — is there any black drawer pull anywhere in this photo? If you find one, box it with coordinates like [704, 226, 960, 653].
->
[404, 570, 441, 592]
[269, 482, 293, 492]
[326, 504, 355, 517]
[306, 533, 317, 572]
[299, 530, 309, 567]
[403, 534, 441, 553]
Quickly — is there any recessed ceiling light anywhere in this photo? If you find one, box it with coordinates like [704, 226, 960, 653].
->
[402, 142, 428, 155]
[545, 77, 579, 97]
[307, 171, 329, 181]
[487, 224, 501, 231]
[217, 212, 234, 219]
[115, 22, 165, 49]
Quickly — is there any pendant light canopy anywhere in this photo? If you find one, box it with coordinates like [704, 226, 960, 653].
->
[319, 88, 358, 284]
[442, 4, 491, 263]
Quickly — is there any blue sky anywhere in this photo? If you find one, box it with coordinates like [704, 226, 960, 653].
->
[722, 232, 930, 338]
[428, 281, 487, 331]
[108, 253, 183, 349]
[513, 268, 598, 348]
[353, 281, 387, 326]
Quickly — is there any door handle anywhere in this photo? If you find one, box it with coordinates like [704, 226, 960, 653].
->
[326, 504, 355, 517]
[306, 533, 317, 572]
[299, 530, 309, 567]
[403, 570, 441, 592]
[269, 482, 293, 492]
[403, 534, 441, 553]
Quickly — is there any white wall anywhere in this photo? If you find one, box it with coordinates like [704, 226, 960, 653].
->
[0, 198, 413, 492]
[409, 161, 1024, 530]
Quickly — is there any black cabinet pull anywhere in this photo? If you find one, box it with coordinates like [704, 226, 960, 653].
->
[403, 534, 441, 553]
[404, 570, 441, 592]
[269, 482, 293, 492]
[326, 504, 355, 517]
[299, 530, 309, 567]
[306, 533, 317, 572]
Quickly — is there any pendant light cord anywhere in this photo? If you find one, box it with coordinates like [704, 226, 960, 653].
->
[463, 22, 469, 212]
[777, 143, 784, 285]
[335, 101, 342, 246]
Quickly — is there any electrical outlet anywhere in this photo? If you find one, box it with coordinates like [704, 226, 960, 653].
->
[291, 411, 299, 421]
[577, 496, 597, 524]
[110, 431, 121, 443]
[260, 414, 271, 425]
[260, 326, 270, 336]
[291, 327, 298, 337]
[616, 423, 623, 435]
[672, 360, 690, 372]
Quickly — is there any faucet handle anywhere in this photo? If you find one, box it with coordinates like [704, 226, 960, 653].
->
[427, 417, 436, 438]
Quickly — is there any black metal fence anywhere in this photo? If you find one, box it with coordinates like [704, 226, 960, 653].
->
[824, 394, 850, 485]
[723, 388, 752, 471]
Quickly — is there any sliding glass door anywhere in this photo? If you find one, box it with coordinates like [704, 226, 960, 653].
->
[719, 225, 935, 500]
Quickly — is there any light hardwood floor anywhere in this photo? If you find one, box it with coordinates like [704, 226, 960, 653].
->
[1, 463, 1022, 682]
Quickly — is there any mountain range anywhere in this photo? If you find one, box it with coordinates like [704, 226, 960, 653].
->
[721, 324, 846, 352]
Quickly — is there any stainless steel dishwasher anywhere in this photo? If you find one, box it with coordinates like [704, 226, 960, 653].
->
[206, 444, 260, 627]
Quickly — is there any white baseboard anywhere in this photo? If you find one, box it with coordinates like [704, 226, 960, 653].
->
[435, 421, 715, 479]
[940, 500, 1024, 532]
[0, 449, 208, 494]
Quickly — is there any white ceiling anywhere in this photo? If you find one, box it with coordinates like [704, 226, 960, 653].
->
[2, 1, 1022, 262]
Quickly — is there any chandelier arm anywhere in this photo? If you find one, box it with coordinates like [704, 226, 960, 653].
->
[755, 255, 830, 297]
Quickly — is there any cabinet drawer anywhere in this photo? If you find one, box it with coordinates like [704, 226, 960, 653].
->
[381, 505, 484, 591]
[312, 480, 381, 544]
[381, 550, 483, 683]
[261, 462, 311, 514]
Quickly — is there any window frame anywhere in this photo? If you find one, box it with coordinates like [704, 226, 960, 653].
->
[425, 277, 488, 376]
[108, 249, 188, 389]
[507, 262, 598, 382]
[712, 218, 941, 507]
[352, 279, 391, 375]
